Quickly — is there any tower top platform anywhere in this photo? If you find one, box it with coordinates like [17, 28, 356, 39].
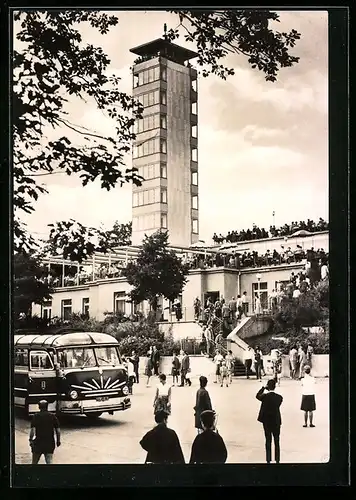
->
[130, 38, 198, 65]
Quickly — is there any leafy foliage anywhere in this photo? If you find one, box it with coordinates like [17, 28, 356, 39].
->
[13, 10, 300, 256]
[14, 251, 54, 318]
[273, 279, 329, 331]
[123, 231, 190, 311]
[13, 10, 143, 253]
[167, 10, 300, 81]
[43, 220, 132, 261]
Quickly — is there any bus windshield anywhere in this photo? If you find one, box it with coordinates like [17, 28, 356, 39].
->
[57, 346, 121, 368]
[58, 348, 96, 368]
[95, 347, 121, 366]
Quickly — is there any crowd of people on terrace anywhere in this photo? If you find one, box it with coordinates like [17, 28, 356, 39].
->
[212, 218, 329, 244]
[182, 246, 328, 271]
[40, 245, 328, 289]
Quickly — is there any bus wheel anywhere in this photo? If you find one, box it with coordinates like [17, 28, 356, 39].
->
[85, 412, 102, 419]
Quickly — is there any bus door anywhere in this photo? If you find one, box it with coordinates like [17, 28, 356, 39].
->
[14, 348, 29, 409]
[27, 350, 57, 414]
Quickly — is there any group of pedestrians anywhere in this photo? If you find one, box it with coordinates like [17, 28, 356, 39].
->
[140, 375, 228, 464]
[138, 362, 317, 465]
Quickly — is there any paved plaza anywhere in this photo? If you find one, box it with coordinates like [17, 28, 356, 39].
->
[15, 376, 329, 465]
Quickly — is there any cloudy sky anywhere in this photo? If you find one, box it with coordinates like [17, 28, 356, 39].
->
[18, 10, 328, 244]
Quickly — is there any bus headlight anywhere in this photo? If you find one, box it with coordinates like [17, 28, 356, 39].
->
[122, 386, 129, 395]
[69, 390, 78, 400]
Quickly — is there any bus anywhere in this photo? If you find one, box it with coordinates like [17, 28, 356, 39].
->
[14, 329, 131, 418]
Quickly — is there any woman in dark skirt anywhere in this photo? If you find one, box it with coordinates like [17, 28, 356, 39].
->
[300, 365, 316, 427]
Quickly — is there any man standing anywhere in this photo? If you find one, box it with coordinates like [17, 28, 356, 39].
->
[228, 297, 237, 327]
[256, 379, 283, 464]
[129, 349, 140, 384]
[254, 345, 263, 381]
[29, 400, 61, 464]
[241, 291, 248, 316]
[139, 410, 185, 464]
[289, 345, 298, 379]
[151, 345, 160, 376]
[180, 350, 191, 387]
[243, 346, 253, 379]
[236, 294, 243, 321]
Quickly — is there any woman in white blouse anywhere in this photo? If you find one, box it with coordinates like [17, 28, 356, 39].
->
[153, 374, 172, 416]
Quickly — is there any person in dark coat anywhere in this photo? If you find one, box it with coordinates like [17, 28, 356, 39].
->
[151, 346, 160, 376]
[179, 350, 191, 387]
[256, 379, 283, 464]
[29, 400, 61, 464]
[129, 349, 140, 384]
[139, 410, 185, 464]
[189, 410, 228, 464]
[194, 376, 213, 433]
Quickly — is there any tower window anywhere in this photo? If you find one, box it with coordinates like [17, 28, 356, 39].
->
[191, 79, 197, 92]
[192, 219, 198, 234]
[161, 67, 167, 81]
[160, 139, 167, 154]
[160, 164, 167, 179]
[192, 148, 197, 162]
[192, 125, 197, 138]
[161, 214, 167, 229]
[192, 171, 198, 185]
[192, 195, 198, 210]
[161, 91, 167, 105]
[161, 189, 167, 204]
[160, 115, 167, 129]
[192, 102, 197, 115]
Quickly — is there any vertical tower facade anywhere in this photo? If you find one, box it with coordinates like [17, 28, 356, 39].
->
[130, 38, 199, 247]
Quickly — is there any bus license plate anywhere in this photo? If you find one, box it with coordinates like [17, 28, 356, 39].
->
[96, 396, 109, 402]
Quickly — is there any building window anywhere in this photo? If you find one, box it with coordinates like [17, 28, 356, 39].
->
[114, 292, 126, 314]
[191, 79, 197, 92]
[135, 113, 160, 134]
[160, 115, 167, 129]
[15, 348, 28, 368]
[61, 299, 72, 320]
[160, 139, 167, 154]
[160, 164, 167, 178]
[252, 282, 268, 311]
[192, 195, 198, 210]
[161, 90, 167, 105]
[138, 163, 161, 180]
[82, 298, 89, 317]
[161, 214, 167, 229]
[133, 137, 161, 158]
[192, 171, 198, 185]
[192, 219, 198, 234]
[42, 300, 52, 320]
[192, 102, 197, 115]
[161, 189, 167, 204]
[136, 66, 160, 87]
[133, 192, 138, 207]
[192, 148, 197, 162]
[137, 89, 160, 108]
[161, 67, 167, 81]
[192, 125, 197, 138]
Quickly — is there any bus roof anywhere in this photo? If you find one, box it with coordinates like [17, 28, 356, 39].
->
[14, 331, 119, 348]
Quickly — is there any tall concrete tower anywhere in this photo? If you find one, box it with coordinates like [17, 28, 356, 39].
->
[130, 37, 199, 247]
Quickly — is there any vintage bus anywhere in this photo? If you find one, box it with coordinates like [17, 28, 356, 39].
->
[14, 329, 131, 418]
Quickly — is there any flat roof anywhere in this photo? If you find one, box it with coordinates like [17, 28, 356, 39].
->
[130, 38, 198, 61]
[14, 331, 118, 347]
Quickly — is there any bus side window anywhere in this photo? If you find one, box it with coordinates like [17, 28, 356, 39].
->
[30, 351, 54, 370]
